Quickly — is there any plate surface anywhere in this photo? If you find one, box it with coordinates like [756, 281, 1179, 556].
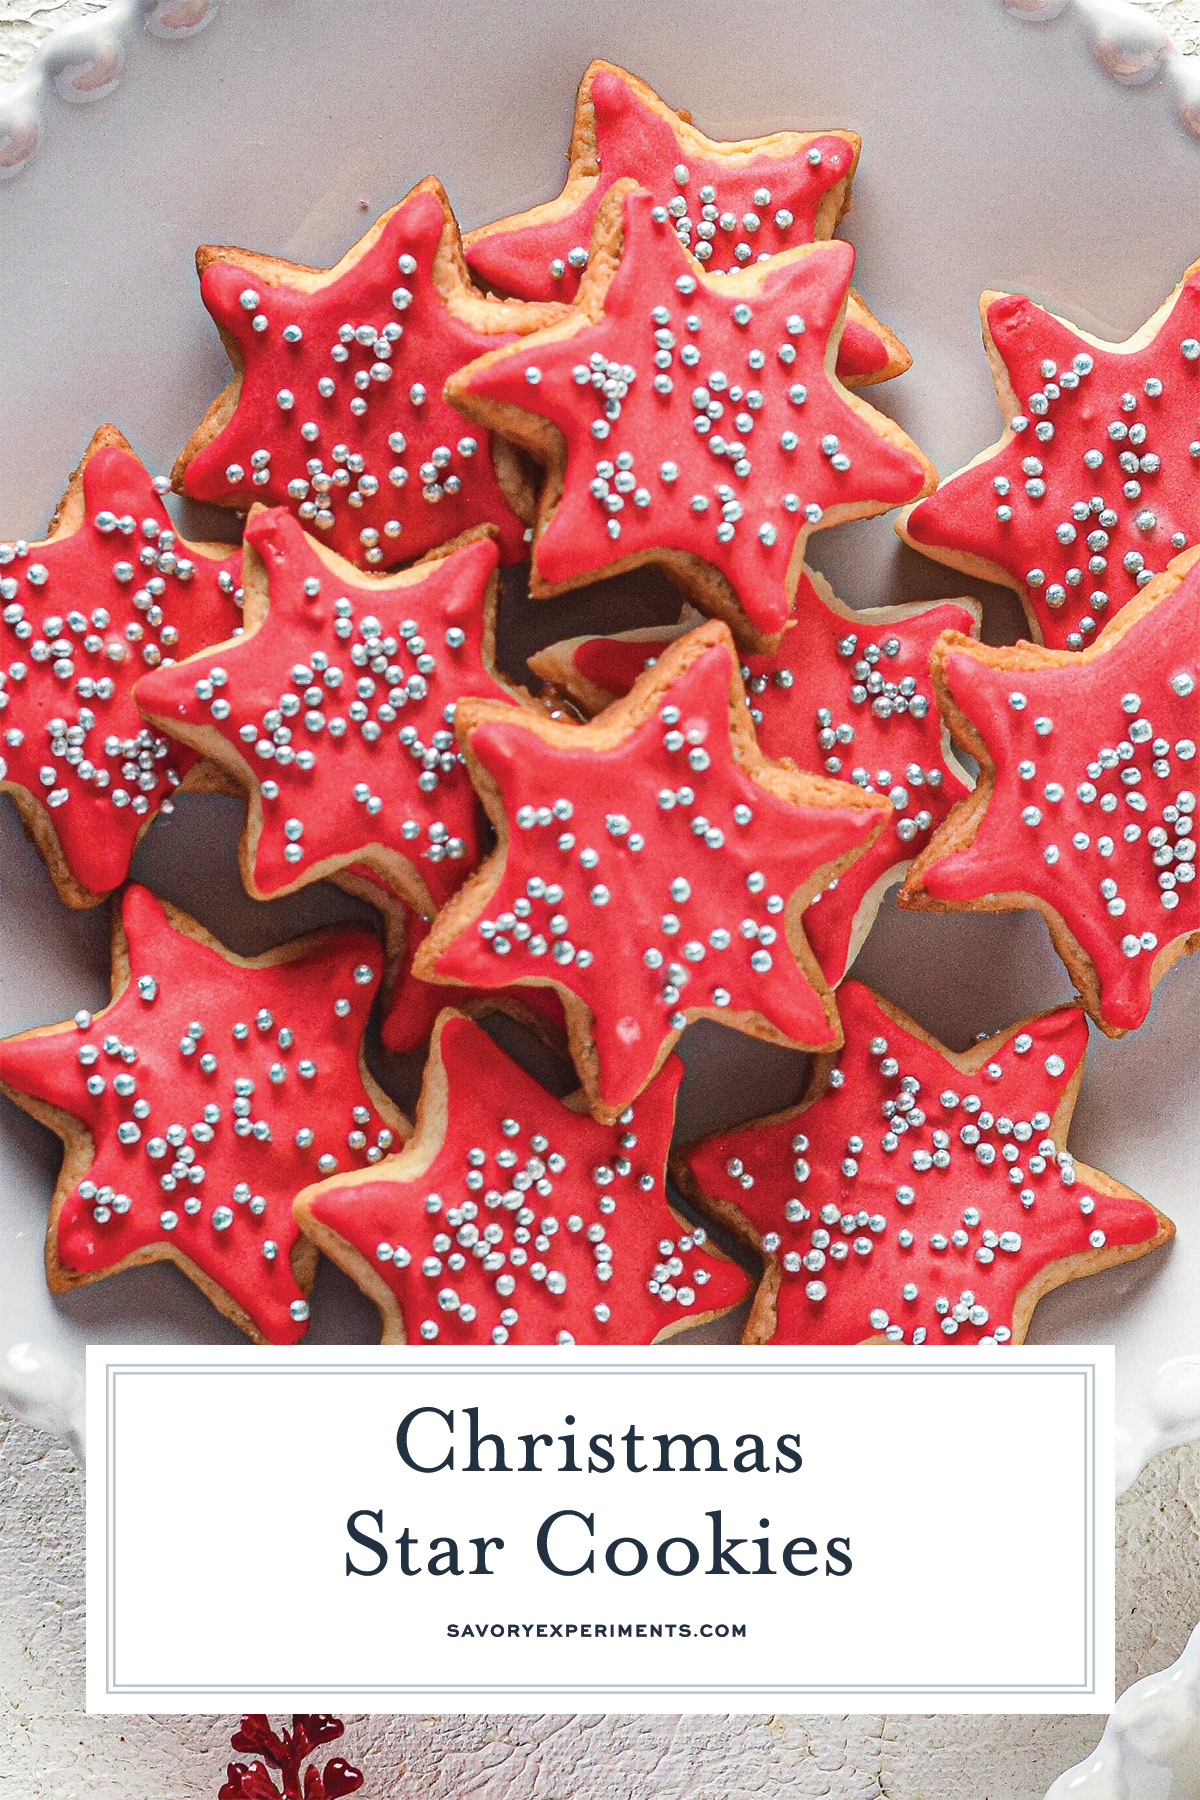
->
[0, 0, 1197, 1486]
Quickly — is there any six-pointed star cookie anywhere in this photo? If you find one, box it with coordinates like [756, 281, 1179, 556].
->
[294, 1009, 750, 1344]
[447, 181, 935, 648]
[0, 427, 241, 907]
[415, 620, 889, 1122]
[137, 508, 537, 914]
[674, 980, 1172, 1346]
[0, 886, 406, 1343]
[464, 60, 909, 387]
[900, 549, 1200, 1035]
[898, 262, 1200, 650]
[528, 568, 978, 985]
[172, 177, 568, 572]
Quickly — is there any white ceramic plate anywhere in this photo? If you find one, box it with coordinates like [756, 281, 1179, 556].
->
[1, 0, 1198, 1498]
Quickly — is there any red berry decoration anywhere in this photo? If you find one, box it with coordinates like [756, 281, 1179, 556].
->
[219, 1715, 364, 1800]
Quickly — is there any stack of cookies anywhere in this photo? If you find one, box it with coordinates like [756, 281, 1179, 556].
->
[0, 64, 1191, 1350]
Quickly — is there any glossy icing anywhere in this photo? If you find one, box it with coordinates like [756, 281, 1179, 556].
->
[301, 1011, 749, 1344]
[0, 438, 241, 899]
[137, 508, 522, 912]
[455, 187, 932, 641]
[179, 181, 560, 571]
[421, 628, 887, 1117]
[464, 63, 889, 383]
[0, 886, 400, 1344]
[681, 980, 1164, 1345]
[380, 904, 564, 1055]
[543, 571, 977, 984]
[911, 561, 1199, 1032]
[903, 272, 1200, 648]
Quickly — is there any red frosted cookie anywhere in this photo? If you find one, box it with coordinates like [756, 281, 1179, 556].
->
[0, 427, 241, 907]
[446, 181, 934, 648]
[294, 1009, 750, 1344]
[376, 902, 565, 1056]
[675, 980, 1172, 1346]
[464, 60, 908, 387]
[901, 548, 1200, 1035]
[137, 508, 539, 914]
[0, 886, 407, 1343]
[172, 178, 568, 572]
[415, 619, 889, 1123]
[899, 263, 1200, 649]
[529, 568, 979, 985]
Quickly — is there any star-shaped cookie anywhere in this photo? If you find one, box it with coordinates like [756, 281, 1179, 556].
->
[0, 886, 407, 1343]
[529, 568, 979, 985]
[137, 508, 537, 914]
[900, 548, 1200, 1035]
[898, 263, 1200, 650]
[415, 619, 889, 1122]
[464, 60, 909, 387]
[675, 980, 1171, 1345]
[447, 181, 935, 648]
[172, 178, 568, 572]
[295, 1009, 750, 1344]
[0, 427, 241, 906]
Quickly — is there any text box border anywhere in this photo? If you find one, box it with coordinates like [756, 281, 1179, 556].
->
[92, 1352, 1104, 1705]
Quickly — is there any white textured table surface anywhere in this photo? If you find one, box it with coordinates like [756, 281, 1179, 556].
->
[2, 1405, 1198, 1799]
[2, 3, 1198, 1797]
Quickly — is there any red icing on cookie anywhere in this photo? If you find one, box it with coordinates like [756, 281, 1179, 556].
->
[422, 629, 886, 1117]
[909, 563, 1199, 1033]
[903, 273, 1200, 649]
[0, 887, 401, 1343]
[300, 1012, 749, 1344]
[573, 634, 678, 695]
[380, 905, 564, 1055]
[681, 981, 1163, 1345]
[137, 509, 524, 912]
[465, 66, 887, 382]
[0, 439, 240, 900]
[179, 181, 558, 571]
[837, 313, 890, 382]
[557, 575, 977, 984]
[454, 188, 931, 640]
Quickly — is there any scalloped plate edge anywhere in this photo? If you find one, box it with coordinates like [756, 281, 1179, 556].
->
[0, 0, 219, 181]
[1000, 0, 1200, 138]
[1044, 1616, 1200, 1797]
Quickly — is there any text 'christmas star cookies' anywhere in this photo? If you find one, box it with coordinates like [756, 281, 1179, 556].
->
[0, 886, 407, 1343]
[901, 548, 1200, 1035]
[675, 981, 1171, 1346]
[294, 1010, 749, 1345]
[0, 427, 241, 907]
[529, 568, 978, 985]
[447, 181, 934, 647]
[464, 60, 908, 387]
[899, 262, 1200, 650]
[173, 178, 568, 573]
[416, 619, 889, 1122]
[137, 508, 538, 914]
